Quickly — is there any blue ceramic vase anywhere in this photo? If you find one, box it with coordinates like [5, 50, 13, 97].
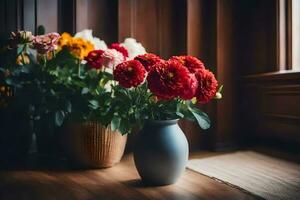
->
[133, 119, 189, 185]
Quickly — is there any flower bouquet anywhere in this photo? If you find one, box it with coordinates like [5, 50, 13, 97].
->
[50, 31, 147, 167]
[110, 53, 222, 185]
[0, 28, 148, 165]
[0, 30, 67, 158]
[0, 27, 222, 172]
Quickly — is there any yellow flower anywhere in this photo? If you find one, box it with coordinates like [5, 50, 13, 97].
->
[16, 53, 30, 65]
[0, 86, 12, 108]
[67, 38, 94, 60]
[57, 32, 72, 48]
[57, 32, 94, 60]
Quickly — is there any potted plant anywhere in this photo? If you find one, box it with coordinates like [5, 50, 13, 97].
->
[0, 29, 148, 166]
[111, 54, 222, 185]
[0, 30, 73, 158]
[46, 30, 148, 167]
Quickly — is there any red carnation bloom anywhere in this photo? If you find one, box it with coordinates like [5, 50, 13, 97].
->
[147, 60, 196, 100]
[114, 60, 146, 88]
[180, 73, 198, 100]
[170, 55, 205, 73]
[85, 50, 105, 69]
[134, 53, 162, 71]
[109, 43, 129, 59]
[195, 69, 218, 104]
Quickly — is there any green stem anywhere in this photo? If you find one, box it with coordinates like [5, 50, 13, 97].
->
[151, 109, 155, 120]
[52, 50, 56, 58]
[43, 55, 47, 69]
[77, 59, 81, 78]
[20, 44, 28, 65]
[21, 54, 26, 65]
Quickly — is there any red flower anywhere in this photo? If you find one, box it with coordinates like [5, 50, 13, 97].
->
[134, 53, 162, 71]
[147, 60, 197, 100]
[195, 69, 218, 104]
[170, 56, 205, 73]
[85, 50, 105, 69]
[180, 73, 198, 100]
[114, 60, 146, 88]
[109, 43, 129, 59]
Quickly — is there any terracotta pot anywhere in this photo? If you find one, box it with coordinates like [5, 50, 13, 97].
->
[64, 122, 127, 168]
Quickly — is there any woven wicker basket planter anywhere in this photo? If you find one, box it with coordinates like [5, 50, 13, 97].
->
[64, 122, 127, 168]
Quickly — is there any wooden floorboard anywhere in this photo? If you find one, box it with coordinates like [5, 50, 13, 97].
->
[0, 154, 258, 200]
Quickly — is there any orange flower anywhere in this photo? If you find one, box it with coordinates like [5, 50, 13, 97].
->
[57, 32, 72, 48]
[67, 38, 94, 60]
[57, 33, 94, 60]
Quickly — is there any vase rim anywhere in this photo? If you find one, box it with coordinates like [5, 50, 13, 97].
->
[145, 119, 179, 125]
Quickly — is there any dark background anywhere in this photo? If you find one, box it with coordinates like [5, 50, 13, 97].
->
[1, 0, 299, 151]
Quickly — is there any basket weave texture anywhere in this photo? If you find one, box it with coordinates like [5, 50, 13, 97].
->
[65, 122, 127, 168]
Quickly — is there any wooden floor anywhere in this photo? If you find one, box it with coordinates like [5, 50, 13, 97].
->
[0, 153, 258, 200]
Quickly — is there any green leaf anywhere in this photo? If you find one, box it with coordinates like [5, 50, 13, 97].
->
[17, 45, 24, 55]
[65, 101, 72, 113]
[188, 107, 210, 130]
[119, 119, 130, 135]
[5, 78, 12, 85]
[55, 110, 65, 126]
[102, 71, 114, 79]
[21, 66, 30, 73]
[218, 85, 224, 93]
[99, 78, 107, 88]
[50, 89, 56, 96]
[111, 116, 121, 131]
[176, 111, 184, 118]
[81, 87, 89, 94]
[87, 69, 98, 79]
[89, 100, 99, 109]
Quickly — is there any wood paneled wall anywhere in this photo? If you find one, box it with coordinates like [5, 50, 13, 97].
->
[118, 0, 187, 58]
[234, 0, 278, 75]
[236, 0, 300, 146]
[240, 72, 300, 145]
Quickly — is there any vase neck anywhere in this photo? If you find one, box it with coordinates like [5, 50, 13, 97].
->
[144, 119, 179, 127]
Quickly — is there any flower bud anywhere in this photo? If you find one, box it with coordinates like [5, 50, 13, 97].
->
[16, 54, 30, 65]
[215, 92, 222, 99]
[149, 95, 158, 103]
[11, 31, 34, 44]
[191, 97, 197, 104]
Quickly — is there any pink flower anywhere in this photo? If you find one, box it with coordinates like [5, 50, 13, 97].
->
[109, 43, 129, 59]
[32, 32, 60, 54]
[102, 49, 125, 68]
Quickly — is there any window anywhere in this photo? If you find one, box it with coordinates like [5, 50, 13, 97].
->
[278, 0, 300, 71]
[291, 0, 300, 70]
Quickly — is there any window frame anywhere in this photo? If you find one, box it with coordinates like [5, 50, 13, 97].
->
[277, 0, 300, 71]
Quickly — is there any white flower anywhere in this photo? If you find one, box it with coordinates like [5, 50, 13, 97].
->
[74, 29, 107, 50]
[102, 49, 125, 69]
[104, 67, 113, 74]
[92, 37, 108, 51]
[103, 80, 116, 92]
[121, 38, 146, 60]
